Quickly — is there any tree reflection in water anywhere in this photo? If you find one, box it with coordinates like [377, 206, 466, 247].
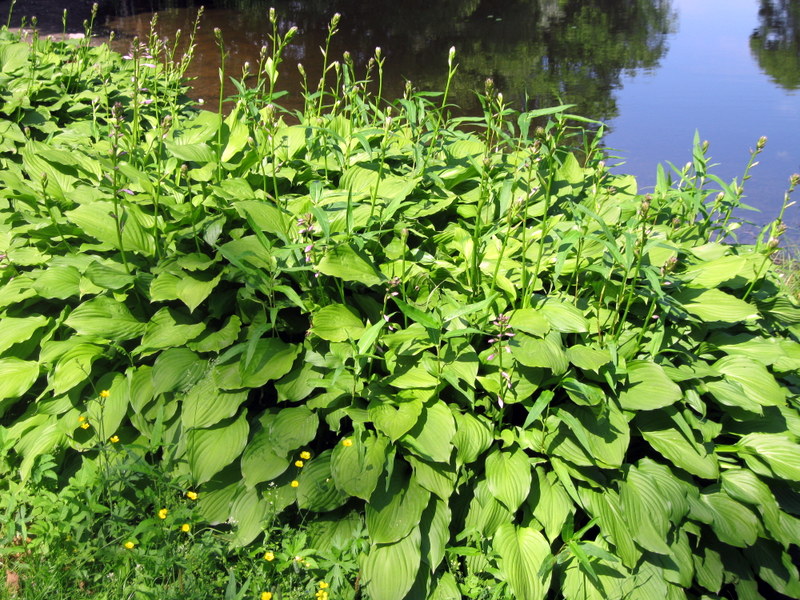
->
[751, 0, 800, 90]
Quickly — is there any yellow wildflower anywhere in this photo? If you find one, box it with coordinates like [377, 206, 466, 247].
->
[186, 491, 198, 500]
[109, 435, 120, 443]
[319, 582, 329, 589]
[180, 523, 191, 533]
[263, 551, 275, 561]
[261, 593, 273, 600]
[295, 460, 304, 468]
[123, 541, 135, 549]
[78, 415, 86, 422]
[342, 438, 353, 447]
[80, 422, 90, 430]
[99, 390, 110, 398]
[294, 555, 303, 562]
[158, 508, 168, 519]
[300, 451, 311, 460]
[290, 480, 300, 488]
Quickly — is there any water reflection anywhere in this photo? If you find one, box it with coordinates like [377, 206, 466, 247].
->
[751, 0, 800, 90]
[100, 0, 675, 119]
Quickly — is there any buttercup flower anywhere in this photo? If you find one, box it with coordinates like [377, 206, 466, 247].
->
[78, 415, 86, 422]
[180, 523, 191, 532]
[300, 451, 311, 460]
[290, 480, 300, 488]
[319, 581, 329, 589]
[261, 593, 273, 600]
[295, 460, 304, 468]
[186, 491, 198, 500]
[123, 541, 135, 549]
[263, 551, 275, 561]
[80, 422, 90, 430]
[342, 438, 353, 447]
[109, 435, 120, 443]
[158, 508, 168, 519]
[99, 390, 110, 398]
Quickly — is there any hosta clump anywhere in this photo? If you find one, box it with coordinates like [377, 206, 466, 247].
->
[1, 18, 800, 600]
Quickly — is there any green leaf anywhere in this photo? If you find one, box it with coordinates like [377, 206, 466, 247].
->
[536, 298, 588, 333]
[636, 408, 719, 479]
[297, 450, 348, 512]
[619, 467, 671, 555]
[369, 395, 424, 442]
[713, 355, 786, 408]
[187, 412, 249, 484]
[485, 446, 532, 513]
[31, 266, 81, 299]
[0, 316, 49, 355]
[229, 487, 267, 547]
[312, 304, 365, 342]
[674, 288, 759, 322]
[400, 400, 455, 463]
[176, 269, 223, 313]
[531, 468, 573, 543]
[452, 410, 493, 465]
[701, 491, 760, 547]
[493, 523, 552, 600]
[406, 455, 457, 501]
[737, 433, 800, 481]
[508, 308, 550, 336]
[140, 308, 206, 351]
[84, 260, 135, 291]
[317, 244, 384, 287]
[239, 338, 301, 388]
[151, 348, 205, 396]
[270, 406, 319, 458]
[50, 342, 103, 395]
[366, 466, 430, 544]
[240, 424, 290, 488]
[331, 427, 389, 500]
[566, 345, 612, 372]
[510, 333, 569, 375]
[619, 360, 682, 411]
[361, 527, 421, 600]
[182, 374, 248, 429]
[0, 358, 39, 414]
[65, 296, 146, 341]
[188, 316, 242, 353]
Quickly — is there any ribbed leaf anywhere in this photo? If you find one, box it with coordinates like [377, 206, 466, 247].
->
[331, 427, 389, 500]
[65, 296, 146, 341]
[312, 304, 365, 341]
[400, 399, 455, 463]
[702, 491, 760, 547]
[187, 412, 249, 484]
[239, 338, 301, 388]
[485, 446, 532, 512]
[619, 360, 682, 411]
[317, 244, 384, 286]
[297, 450, 348, 512]
[366, 466, 430, 544]
[0, 316, 49, 354]
[361, 528, 421, 600]
[493, 523, 552, 600]
[675, 288, 759, 322]
[737, 433, 800, 481]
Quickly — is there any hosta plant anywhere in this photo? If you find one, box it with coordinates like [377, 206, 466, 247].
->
[1, 12, 799, 600]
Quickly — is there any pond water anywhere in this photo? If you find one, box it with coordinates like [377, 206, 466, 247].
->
[3, 0, 800, 237]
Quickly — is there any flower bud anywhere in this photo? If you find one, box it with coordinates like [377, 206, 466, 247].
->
[757, 135, 767, 150]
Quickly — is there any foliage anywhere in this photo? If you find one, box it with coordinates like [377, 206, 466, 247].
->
[1, 10, 800, 600]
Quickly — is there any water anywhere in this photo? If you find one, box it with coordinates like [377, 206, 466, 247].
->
[4, 0, 800, 236]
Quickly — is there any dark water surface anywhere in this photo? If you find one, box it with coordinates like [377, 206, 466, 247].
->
[3, 0, 800, 236]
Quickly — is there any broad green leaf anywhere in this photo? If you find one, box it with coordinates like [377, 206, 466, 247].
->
[701, 491, 760, 547]
[241, 425, 290, 488]
[165, 141, 216, 163]
[737, 433, 800, 481]
[548, 404, 629, 469]
[636, 409, 719, 479]
[0, 316, 48, 354]
[531, 468, 573, 543]
[17, 418, 65, 481]
[0, 357, 39, 412]
[188, 316, 242, 353]
[31, 266, 81, 299]
[567, 345, 612, 372]
[361, 527, 421, 600]
[692, 545, 723, 594]
[229, 487, 266, 547]
[620, 467, 671, 555]
[452, 410, 493, 465]
[485, 446, 532, 512]
[331, 427, 389, 500]
[400, 400, 455, 463]
[366, 466, 430, 544]
[536, 298, 588, 333]
[176, 269, 223, 313]
[406, 455, 457, 501]
[493, 523, 552, 600]
[463, 479, 513, 539]
[317, 244, 384, 286]
[239, 338, 301, 388]
[312, 304, 365, 342]
[297, 450, 348, 512]
[581, 489, 640, 569]
[674, 288, 759, 322]
[140, 307, 205, 351]
[713, 355, 786, 408]
[187, 412, 249, 484]
[619, 360, 682, 411]
[508, 308, 550, 336]
[65, 296, 146, 341]
[369, 395, 424, 442]
[270, 406, 319, 458]
[151, 348, 206, 396]
[510, 333, 569, 375]
[182, 374, 248, 429]
[84, 260, 135, 291]
[67, 202, 155, 255]
[50, 343, 103, 395]
[421, 497, 451, 571]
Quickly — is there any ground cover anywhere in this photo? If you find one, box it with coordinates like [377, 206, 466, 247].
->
[0, 8, 799, 600]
